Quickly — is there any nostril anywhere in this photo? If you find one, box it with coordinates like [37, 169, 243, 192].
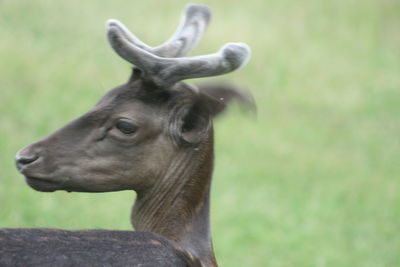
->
[16, 154, 39, 169]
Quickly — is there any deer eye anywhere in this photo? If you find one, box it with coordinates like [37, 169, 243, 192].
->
[115, 120, 138, 134]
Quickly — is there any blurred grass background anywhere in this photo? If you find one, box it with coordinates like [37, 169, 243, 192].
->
[1, 0, 399, 266]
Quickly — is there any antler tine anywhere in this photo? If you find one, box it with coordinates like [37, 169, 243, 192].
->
[107, 25, 158, 71]
[153, 4, 211, 57]
[107, 23, 250, 86]
[156, 43, 250, 85]
[107, 4, 210, 58]
[107, 19, 153, 52]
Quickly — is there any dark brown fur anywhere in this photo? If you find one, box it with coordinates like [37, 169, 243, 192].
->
[0, 229, 192, 266]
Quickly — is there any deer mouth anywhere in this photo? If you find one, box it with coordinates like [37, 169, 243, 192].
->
[24, 176, 67, 192]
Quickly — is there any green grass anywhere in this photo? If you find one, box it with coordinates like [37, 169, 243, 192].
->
[1, 0, 399, 266]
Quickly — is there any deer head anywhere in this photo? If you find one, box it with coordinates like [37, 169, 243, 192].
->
[14, 4, 252, 266]
[15, 4, 251, 194]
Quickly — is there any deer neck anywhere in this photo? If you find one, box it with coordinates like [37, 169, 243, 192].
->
[131, 133, 217, 266]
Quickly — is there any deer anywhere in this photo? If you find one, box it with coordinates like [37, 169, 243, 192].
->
[0, 4, 253, 267]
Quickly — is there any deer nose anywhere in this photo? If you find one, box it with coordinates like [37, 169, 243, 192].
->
[15, 153, 39, 170]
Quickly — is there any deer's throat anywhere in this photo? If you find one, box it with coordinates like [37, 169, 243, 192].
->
[131, 135, 217, 266]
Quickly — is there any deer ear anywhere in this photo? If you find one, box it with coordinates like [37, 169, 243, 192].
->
[169, 83, 255, 146]
[169, 100, 211, 146]
[196, 83, 256, 117]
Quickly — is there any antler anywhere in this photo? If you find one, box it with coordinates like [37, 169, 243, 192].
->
[106, 4, 250, 87]
[107, 4, 210, 58]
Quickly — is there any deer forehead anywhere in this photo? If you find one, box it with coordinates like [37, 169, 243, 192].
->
[93, 84, 170, 125]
